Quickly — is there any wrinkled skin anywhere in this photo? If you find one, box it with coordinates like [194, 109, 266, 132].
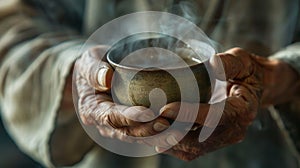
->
[157, 48, 300, 160]
[74, 46, 300, 161]
[75, 46, 175, 146]
[157, 48, 265, 160]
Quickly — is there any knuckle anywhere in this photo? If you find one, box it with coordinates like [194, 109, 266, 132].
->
[106, 112, 119, 128]
[138, 125, 156, 137]
[231, 47, 243, 53]
[225, 97, 257, 126]
[121, 127, 131, 136]
[80, 113, 96, 125]
[228, 47, 247, 57]
[78, 51, 90, 65]
[139, 130, 152, 137]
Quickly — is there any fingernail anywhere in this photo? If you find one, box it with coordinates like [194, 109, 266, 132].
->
[153, 122, 169, 132]
[159, 108, 175, 117]
[97, 67, 109, 87]
[166, 135, 178, 146]
[159, 107, 167, 114]
[155, 146, 167, 153]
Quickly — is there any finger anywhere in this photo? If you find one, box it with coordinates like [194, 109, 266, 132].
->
[76, 75, 112, 125]
[217, 84, 259, 126]
[96, 114, 170, 139]
[171, 124, 246, 157]
[160, 85, 258, 127]
[160, 102, 215, 127]
[97, 124, 180, 147]
[141, 130, 183, 148]
[97, 120, 173, 143]
[229, 84, 259, 108]
[209, 48, 253, 80]
[124, 117, 170, 137]
[97, 125, 135, 143]
[76, 73, 129, 127]
[75, 46, 113, 91]
[104, 105, 158, 128]
[77, 75, 170, 134]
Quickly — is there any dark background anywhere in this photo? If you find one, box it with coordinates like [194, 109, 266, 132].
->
[0, 117, 42, 168]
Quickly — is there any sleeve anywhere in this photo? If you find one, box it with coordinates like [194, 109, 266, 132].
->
[270, 43, 300, 74]
[0, 3, 95, 167]
[269, 43, 300, 161]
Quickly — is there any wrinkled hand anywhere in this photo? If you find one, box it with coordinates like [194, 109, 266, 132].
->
[75, 46, 173, 143]
[74, 46, 299, 161]
[157, 48, 273, 161]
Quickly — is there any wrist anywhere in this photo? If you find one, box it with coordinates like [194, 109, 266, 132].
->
[261, 58, 300, 106]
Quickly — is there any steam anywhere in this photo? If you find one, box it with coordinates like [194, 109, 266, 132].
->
[104, 0, 218, 68]
[116, 47, 198, 69]
[169, 1, 200, 25]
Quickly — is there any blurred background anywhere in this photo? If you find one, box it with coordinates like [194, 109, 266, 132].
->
[0, 116, 42, 168]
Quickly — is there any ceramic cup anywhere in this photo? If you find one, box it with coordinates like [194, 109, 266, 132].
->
[107, 33, 215, 109]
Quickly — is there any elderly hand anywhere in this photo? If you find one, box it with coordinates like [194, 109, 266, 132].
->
[74, 46, 299, 160]
[74, 46, 173, 143]
[157, 47, 300, 161]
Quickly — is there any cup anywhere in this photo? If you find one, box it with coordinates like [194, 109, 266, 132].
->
[107, 33, 215, 110]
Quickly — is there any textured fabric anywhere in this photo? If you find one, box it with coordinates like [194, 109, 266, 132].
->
[0, 3, 86, 166]
[0, 39, 81, 166]
[270, 44, 300, 163]
[271, 43, 300, 74]
[0, 0, 300, 167]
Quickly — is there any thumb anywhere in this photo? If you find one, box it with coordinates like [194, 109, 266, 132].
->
[97, 63, 113, 91]
[76, 46, 113, 91]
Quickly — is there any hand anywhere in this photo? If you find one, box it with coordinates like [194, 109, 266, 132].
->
[74, 46, 172, 143]
[76, 46, 215, 152]
[157, 47, 300, 161]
